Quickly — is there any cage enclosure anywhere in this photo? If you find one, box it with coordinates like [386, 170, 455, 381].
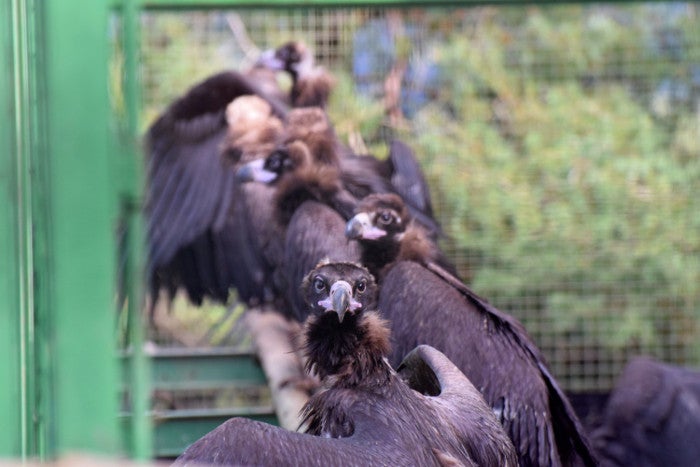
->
[2, 0, 699, 462]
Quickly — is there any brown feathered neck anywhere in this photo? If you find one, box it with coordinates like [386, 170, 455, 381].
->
[273, 159, 344, 226]
[291, 68, 335, 108]
[273, 121, 346, 225]
[285, 107, 339, 166]
[303, 311, 392, 388]
[361, 221, 439, 281]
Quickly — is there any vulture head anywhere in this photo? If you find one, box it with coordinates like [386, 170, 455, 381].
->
[346, 193, 443, 279]
[235, 107, 340, 186]
[345, 192, 410, 243]
[257, 41, 313, 81]
[257, 41, 334, 108]
[301, 261, 378, 324]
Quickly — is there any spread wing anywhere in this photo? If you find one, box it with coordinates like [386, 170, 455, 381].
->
[378, 260, 596, 467]
[173, 417, 395, 467]
[398, 344, 518, 467]
[145, 71, 287, 304]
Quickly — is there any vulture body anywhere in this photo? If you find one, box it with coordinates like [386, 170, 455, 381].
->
[174, 261, 517, 467]
[145, 67, 289, 306]
[346, 193, 597, 467]
[257, 40, 335, 108]
[237, 107, 361, 321]
[592, 356, 700, 467]
[146, 40, 439, 309]
[145, 40, 336, 306]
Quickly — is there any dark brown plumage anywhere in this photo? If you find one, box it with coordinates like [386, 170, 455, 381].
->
[145, 41, 341, 308]
[145, 70, 289, 305]
[346, 193, 597, 467]
[592, 356, 700, 467]
[338, 140, 442, 238]
[257, 41, 335, 108]
[236, 108, 360, 321]
[145, 39, 440, 312]
[174, 261, 517, 467]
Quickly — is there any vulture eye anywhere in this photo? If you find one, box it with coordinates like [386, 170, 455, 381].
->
[355, 281, 366, 294]
[265, 150, 288, 173]
[313, 277, 326, 293]
[378, 211, 393, 226]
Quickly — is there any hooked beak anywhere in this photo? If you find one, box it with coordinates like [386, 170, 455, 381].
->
[317, 280, 362, 323]
[235, 159, 278, 184]
[345, 212, 387, 241]
[255, 48, 285, 71]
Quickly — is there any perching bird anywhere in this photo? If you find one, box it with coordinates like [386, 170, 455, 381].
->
[346, 193, 597, 467]
[236, 107, 361, 321]
[145, 35, 444, 309]
[592, 356, 700, 467]
[145, 40, 342, 308]
[144, 58, 291, 306]
[174, 261, 517, 467]
[339, 139, 443, 239]
[257, 41, 336, 108]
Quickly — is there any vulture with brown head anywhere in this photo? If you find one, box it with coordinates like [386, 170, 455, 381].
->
[145, 38, 346, 308]
[145, 39, 440, 311]
[257, 40, 335, 108]
[174, 261, 517, 467]
[346, 193, 597, 467]
[257, 41, 442, 236]
[144, 66, 290, 307]
[236, 107, 361, 321]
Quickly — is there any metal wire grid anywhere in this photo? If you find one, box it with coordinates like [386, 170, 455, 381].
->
[138, 4, 700, 392]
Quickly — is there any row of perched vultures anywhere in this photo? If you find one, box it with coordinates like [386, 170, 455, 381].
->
[145, 41, 700, 467]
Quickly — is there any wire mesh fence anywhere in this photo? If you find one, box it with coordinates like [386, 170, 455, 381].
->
[137, 3, 700, 393]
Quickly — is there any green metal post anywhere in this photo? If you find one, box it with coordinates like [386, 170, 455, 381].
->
[120, 0, 153, 458]
[39, 0, 121, 457]
[5, 0, 45, 458]
[0, 0, 25, 458]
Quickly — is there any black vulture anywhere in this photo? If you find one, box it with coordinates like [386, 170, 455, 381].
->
[144, 58, 291, 306]
[174, 261, 517, 467]
[339, 139, 443, 239]
[346, 193, 597, 467]
[145, 39, 440, 310]
[145, 40, 337, 307]
[257, 40, 335, 108]
[592, 356, 700, 467]
[236, 107, 361, 321]
[258, 41, 443, 236]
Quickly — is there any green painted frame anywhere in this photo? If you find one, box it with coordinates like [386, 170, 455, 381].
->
[2, 0, 126, 460]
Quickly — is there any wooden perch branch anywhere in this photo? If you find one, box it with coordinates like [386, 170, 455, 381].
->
[245, 307, 311, 431]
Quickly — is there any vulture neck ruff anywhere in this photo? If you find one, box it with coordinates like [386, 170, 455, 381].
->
[303, 310, 392, 388]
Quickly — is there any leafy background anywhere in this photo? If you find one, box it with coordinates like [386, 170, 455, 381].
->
[134, 4, 700, 391]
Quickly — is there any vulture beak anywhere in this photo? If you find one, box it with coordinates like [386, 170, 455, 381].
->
[318, 280, 362, 323]
[255, 48, 285, 71]
[345, 213, 387, 241]
[236, 159, 278, 184]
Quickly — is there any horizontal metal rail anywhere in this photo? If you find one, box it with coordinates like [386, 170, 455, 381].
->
[112, 0, 675, 12]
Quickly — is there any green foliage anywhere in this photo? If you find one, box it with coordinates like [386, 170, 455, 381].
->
[401, 9, 700, 359]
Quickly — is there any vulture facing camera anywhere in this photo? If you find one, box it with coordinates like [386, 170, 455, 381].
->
[174, 261, 517, 467]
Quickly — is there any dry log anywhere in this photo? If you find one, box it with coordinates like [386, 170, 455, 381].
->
[244, 307, 311, 431]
